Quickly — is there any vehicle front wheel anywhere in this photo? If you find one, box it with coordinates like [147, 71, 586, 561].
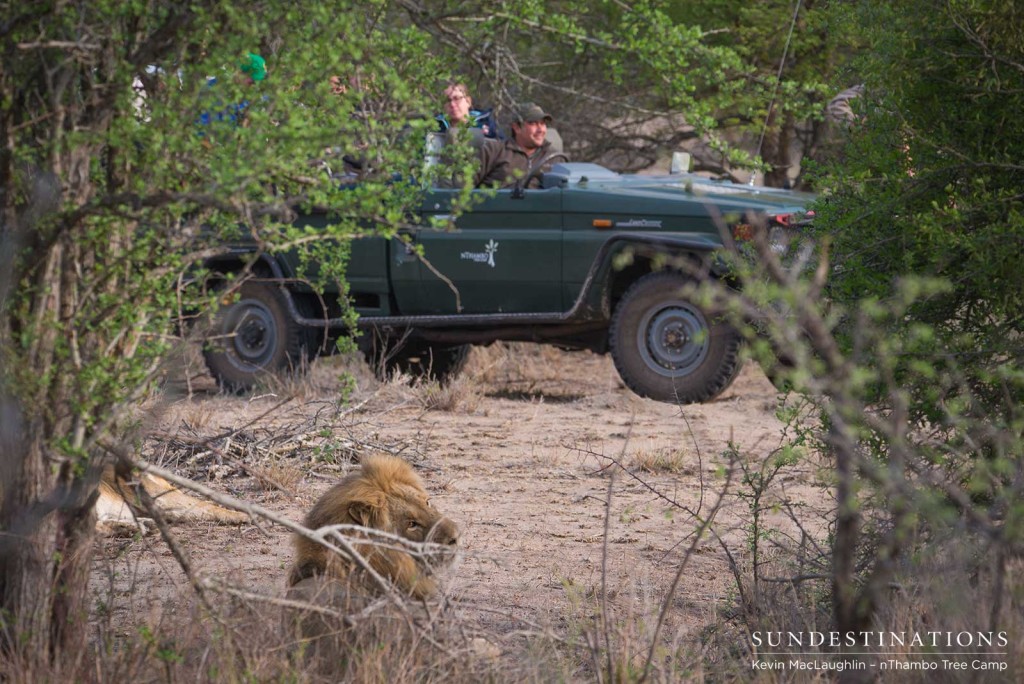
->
[609, 272, 742, 404]
[203, 281, 311, 392]
[363, 335, 469, 385]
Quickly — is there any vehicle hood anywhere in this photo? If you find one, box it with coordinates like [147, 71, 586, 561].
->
[548, 163, 813, 218]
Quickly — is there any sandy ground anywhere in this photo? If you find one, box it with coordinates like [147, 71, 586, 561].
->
[90, 343, 828, 665]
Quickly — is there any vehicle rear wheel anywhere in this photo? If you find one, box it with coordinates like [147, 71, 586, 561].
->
[203, 281, 311, 392]
[363, 334, 469, 385]
[609, 271, 742, 404]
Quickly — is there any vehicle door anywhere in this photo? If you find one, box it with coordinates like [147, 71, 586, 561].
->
[289, 209, 420, 318]
[411, 187, 564, 315]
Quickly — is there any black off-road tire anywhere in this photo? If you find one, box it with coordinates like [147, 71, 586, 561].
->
[363, 334, 470, 385]
[609, 271, 742, 404]
[203, 281, 311, 392]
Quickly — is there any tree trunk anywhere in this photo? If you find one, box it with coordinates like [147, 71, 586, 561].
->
[1, 219, 101, 664]
[830, 418, 862, 636]
[0, 429, 98, 661]
[762, 113, 796, 189]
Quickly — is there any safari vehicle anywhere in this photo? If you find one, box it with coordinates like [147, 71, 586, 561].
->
[202, 161, 812, 404]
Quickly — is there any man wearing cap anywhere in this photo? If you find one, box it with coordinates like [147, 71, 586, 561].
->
[476, 103, 562, 188]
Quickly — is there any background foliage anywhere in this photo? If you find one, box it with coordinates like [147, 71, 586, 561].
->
[730, 0, 1024, 657]
[398, 0, 838, 181]
[3, 0, 1022, 677]
[0, 0, 808, 665]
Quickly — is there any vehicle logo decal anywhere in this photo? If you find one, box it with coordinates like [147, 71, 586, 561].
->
[615, 218, 662, 228]
[460, 239, 499, 268]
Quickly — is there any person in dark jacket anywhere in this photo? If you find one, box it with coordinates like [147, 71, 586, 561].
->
[476, 103, 561, 188]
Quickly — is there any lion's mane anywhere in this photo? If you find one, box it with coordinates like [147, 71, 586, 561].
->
[287, 455, 458, 600]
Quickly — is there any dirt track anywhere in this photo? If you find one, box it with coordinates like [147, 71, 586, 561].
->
[91, 343, 826, 660]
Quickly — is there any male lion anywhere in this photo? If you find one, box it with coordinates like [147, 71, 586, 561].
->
[287, 454, 459, 600]
[284, 456, 464, 673]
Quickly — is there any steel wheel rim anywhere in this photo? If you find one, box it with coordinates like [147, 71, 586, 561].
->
[223, 298, 277, 368]
[636, 301, 710, 377]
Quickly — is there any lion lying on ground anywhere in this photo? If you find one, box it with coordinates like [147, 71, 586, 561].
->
[287, 454, 459, 599]
[283, 455, 460, 668]
[96, 463, 247, 534]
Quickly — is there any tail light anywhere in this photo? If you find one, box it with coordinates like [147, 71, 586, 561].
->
[733, 211, 813, 250]
[773, 210, 815, 227]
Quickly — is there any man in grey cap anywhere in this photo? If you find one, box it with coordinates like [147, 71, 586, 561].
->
[476, 103, 564, 188]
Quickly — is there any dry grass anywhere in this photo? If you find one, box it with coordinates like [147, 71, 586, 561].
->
[65, 556, 711, 684]
[58, 587, 552, 684]
[248, 458, 305, 493]
[466, 342, 615, 401]
[57, 341, 1020, 683]
[698, 508, 1024, 682]
[628, 445, 690, 474]
[465, 342, 539, 385]
[69, 532, 578, 684]
[557, 568, 700, 683]
[178, 402, 215, 430]
[247, 355, 331, 402]
[411, 376, 483, 413]
[363, 358, 483, 414]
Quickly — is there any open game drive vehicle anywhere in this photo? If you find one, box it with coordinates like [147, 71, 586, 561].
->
[201, 161, 813, 404]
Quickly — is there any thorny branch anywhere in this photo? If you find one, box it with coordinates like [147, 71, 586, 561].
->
[568, 441, 699, 523]
[108, 447, 419, 614]
[637, 464, 734, 684]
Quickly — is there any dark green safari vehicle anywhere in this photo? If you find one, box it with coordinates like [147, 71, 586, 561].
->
[202, 162, 812, 404]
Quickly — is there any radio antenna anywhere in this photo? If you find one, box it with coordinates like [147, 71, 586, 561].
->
[752, 0, 804, 186]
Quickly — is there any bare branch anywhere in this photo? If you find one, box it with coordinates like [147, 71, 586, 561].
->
[16, 41, 101, 51]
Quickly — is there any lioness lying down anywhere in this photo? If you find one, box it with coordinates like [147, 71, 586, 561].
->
[96, 464, 247, 534]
